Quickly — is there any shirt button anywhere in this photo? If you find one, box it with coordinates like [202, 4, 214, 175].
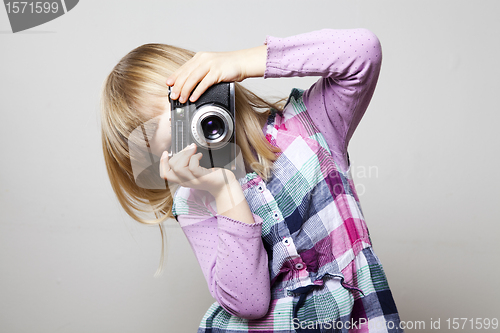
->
[282, 237, 292, 246]
[295, 263, 304, 270]
[257, 183, 266, 192]
[273, 211, 280, 220]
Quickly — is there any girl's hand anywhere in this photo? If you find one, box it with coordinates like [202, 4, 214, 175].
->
[166, 45, 267, 103]
[159, 143, 236, 196]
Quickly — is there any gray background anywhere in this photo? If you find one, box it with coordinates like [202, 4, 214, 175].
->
[1, 0, 499, 332]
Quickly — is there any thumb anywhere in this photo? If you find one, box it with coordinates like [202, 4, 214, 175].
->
[159, 151, 171, 179]
[189, 152, 207, 178]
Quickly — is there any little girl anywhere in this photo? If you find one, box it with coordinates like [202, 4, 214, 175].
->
[101, 28, 403, 333]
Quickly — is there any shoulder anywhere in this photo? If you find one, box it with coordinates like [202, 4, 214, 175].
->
[277, 88, 325, 140]
[266, 89, 306, 128]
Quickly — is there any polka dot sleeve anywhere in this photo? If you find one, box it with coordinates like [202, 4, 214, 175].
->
[178, 205, 270, 320]
[264, 29, 383, 173]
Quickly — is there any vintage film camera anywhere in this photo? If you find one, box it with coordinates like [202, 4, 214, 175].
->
[128, 82, 240, 190]
[169, 82, 238, 171]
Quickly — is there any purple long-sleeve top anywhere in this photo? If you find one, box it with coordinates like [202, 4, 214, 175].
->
[177, 28, 382, 319]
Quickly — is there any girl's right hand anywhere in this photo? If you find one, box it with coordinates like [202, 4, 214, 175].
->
[159, 143, 237, 196]
[166, 45, 267, 104]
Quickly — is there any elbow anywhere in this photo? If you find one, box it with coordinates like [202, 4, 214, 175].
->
[358, 28, 383, 68]
[214, 284, 271, 320]
[241, 309, 269, 320]
[220, 297, 271, 320]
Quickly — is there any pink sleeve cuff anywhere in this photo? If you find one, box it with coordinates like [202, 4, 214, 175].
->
[216, 213, 264, 232]
[263, 35, 286, 79]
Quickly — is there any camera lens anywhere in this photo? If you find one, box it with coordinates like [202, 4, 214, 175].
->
[201, 116, 225, 140]
[191, 105, 233, 149]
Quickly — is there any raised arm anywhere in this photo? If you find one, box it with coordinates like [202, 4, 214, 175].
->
[264, 28, 383, 173]
[167, 29, 382, 173]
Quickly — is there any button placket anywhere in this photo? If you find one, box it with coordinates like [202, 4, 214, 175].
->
[281, 236, 299, 258]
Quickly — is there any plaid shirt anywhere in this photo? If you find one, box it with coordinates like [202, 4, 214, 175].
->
[173, 29, 403, 332]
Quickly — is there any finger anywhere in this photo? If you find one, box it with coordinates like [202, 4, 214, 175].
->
[160, 151, 170, 179]
[166, 74, 176, 87]
[159, 151, 173, 181]
[168, 60, 198, 100]
[167, 63, 189, 87]
[188, 152, 206, 177]
[169, 70, 190, 101]
[169, 143, 197, 174]
[178, 66, 210, 103]
[189, 72, 218, 102]
[166, 64, 184, 92]
[166, 70, 181, 86]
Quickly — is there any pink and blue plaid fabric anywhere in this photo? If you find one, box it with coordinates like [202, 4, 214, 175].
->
[173, 89, 403, 332]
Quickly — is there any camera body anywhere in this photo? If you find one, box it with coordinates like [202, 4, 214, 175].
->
[169, 82, 237, 171]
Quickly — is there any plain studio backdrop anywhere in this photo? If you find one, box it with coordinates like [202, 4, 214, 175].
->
[1, 1, 499, 332]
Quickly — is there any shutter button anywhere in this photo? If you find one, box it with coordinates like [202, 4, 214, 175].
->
[295, 263, 304, 270]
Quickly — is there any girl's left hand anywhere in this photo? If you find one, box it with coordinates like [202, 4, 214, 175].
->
[166, 45, 266, 103]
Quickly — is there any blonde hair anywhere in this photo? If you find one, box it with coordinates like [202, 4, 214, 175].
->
[100, 43, 284, 275]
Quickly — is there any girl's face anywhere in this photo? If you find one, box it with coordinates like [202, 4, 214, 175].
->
[143, 97, 172, 158]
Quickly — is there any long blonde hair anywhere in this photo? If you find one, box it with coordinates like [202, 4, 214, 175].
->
[100, 43, 283, 275]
